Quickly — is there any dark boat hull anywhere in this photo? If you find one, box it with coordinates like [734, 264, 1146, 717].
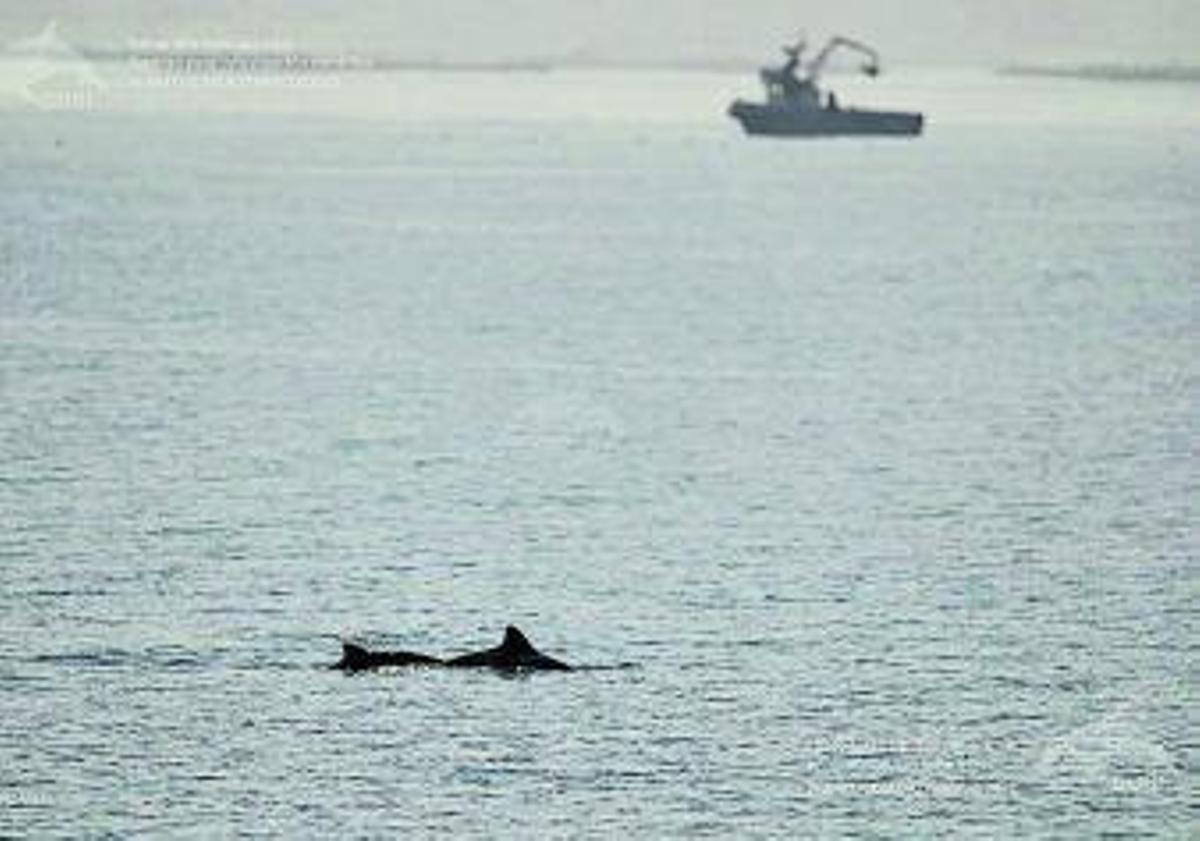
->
[728, 100, 923, 137]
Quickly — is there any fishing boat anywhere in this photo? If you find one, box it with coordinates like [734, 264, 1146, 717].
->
[727, 35, 923, 138]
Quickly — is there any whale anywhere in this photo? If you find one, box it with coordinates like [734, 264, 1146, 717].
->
[444, 625, 572, 672]
[334, 625, 571, 673]
[334, 642, 442, 672]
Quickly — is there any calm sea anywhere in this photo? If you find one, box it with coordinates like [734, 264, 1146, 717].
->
[1, 65, 1197, 838]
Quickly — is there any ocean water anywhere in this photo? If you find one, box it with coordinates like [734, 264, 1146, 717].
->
[1, 67, 1197, 837]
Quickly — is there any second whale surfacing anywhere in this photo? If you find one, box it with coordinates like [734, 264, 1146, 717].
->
[334, 625, 571, 673]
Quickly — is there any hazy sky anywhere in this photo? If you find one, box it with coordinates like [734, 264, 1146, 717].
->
[2, 1, 1198, 66]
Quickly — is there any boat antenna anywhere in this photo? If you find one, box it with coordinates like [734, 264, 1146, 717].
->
[782, 32, 807, 60]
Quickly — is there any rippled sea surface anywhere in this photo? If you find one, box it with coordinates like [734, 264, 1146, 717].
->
[1, 69, 1197, 838]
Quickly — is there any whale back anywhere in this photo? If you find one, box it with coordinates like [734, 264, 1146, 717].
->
[442, 625, 571, 670]
[338, 627, 571, 671]
[335, 641, 442, 670]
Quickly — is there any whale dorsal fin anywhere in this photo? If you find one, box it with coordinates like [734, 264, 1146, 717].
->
[336, 641, 370, 670]
[502, 625, 535, 655]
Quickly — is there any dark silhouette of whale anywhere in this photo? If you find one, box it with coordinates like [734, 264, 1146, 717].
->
[334, 642, 442, 671]
[445, 625, 572, 672]
[333, 625, 570, 672]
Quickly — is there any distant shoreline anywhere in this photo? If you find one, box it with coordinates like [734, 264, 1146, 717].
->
[76, 48, 756, 75]
[998, 63, 1200, 84]
[68, 48, 1200, 81]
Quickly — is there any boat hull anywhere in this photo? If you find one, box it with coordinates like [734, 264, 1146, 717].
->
[728, 100, 923, 137]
